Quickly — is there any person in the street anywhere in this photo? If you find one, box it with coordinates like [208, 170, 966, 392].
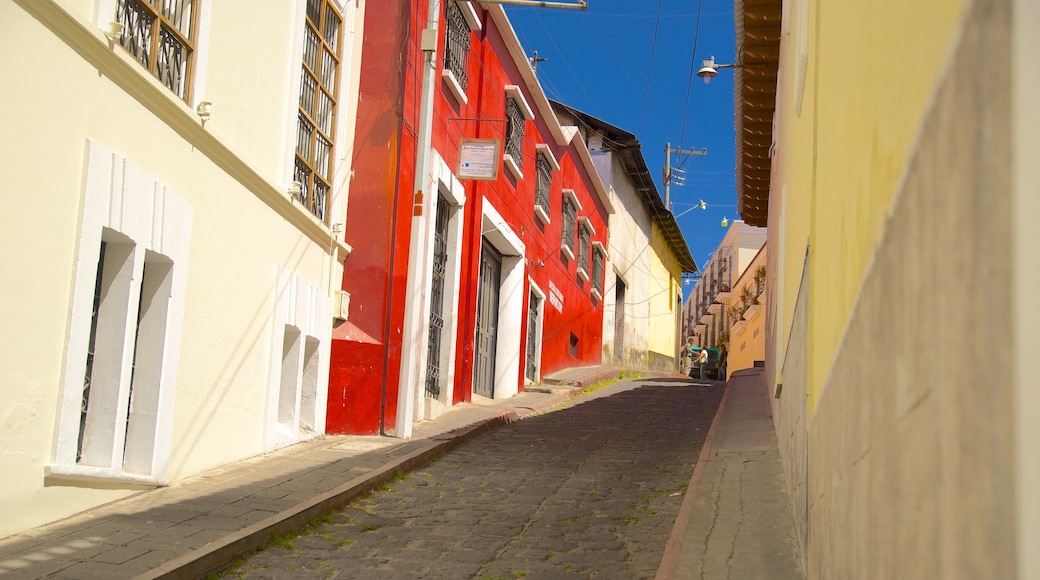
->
[718, 343, 728, 381]
[695, 346, 708, 380]
[682, 337, 697, 375]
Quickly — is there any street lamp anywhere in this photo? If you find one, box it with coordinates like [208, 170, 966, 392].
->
[697, 56, 741, 84]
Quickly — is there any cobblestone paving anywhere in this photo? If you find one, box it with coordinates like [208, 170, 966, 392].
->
[222, 378, 723, 579]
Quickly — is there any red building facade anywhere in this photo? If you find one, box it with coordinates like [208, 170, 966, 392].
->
[328, 0, 612, 436]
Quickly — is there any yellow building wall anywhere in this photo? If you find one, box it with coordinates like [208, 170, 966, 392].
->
[776, 0, 966, 413]
[726, 250, 767, 375]
[766, 0, 1015, 577]
[647, 224, 682, 368]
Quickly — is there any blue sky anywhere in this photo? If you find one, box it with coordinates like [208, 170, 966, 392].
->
[504, 1, 738, 300]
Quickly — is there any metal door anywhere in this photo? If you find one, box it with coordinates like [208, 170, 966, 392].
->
[614, 276, 626, 360]
[425, 196, 449, 399]
[525, 289, 541, 382]
[474, 240, 501, 398]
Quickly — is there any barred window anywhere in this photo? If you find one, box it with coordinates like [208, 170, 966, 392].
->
[561, 197, 576, 254]
[444, 0, 470, 90]
[115, 0, 198, 101]
[592, 250, 604, 296]
[578, 224, 591, 276]
[535, 154, 551, 211]
[505, 98, 525, 171]
[294, 0, 343, 224]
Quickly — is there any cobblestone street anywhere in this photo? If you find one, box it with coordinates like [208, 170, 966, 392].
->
[221, 377, 723, 579]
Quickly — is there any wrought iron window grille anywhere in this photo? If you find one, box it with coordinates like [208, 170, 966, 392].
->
[115, 0, 197, 101]
[505, 98, 525, 171]
[535, 154, 551, 211]
[294, 0, 343, 224]
[444, 0, 470, 91]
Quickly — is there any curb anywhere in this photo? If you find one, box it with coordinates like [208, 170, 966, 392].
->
[655, 378, 733, 579]
[138, 390, 577, 579]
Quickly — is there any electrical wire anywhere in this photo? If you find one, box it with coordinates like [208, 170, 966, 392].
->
[676, 0, 704, 171]
[635, 0, 665, 138]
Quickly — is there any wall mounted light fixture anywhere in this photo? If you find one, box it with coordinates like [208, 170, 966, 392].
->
[195, 101, 212, 126]
[288, 181, 303, 200]
[104, 21, 124, 43]
[697, 56, 741, 84]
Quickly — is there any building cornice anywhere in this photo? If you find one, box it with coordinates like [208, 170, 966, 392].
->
[15, 0, 351, 261]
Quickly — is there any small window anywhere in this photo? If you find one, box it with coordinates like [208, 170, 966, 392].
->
[592, 249, 604, 298]
[444, 0, 470, 91]
[577, 222, 591, 281]
[505, 98, 525, 172]
[561, 197, 576, 259]
[534, 153, 551, 222]
[294, 0, 344, 224]
[114, 0, 199, 101]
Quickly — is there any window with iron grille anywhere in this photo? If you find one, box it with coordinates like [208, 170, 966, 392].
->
[535, 154, 551, 211]
[578, 224, 591, 276]
[592, 250, 604, 296]
[114, 0, 198, 101]
[561, 197, 576, 254]
[505, 98, 525, 171]
[444, 0, 470, 91]
[425, 196, 449, 399]
[293, 0, 343, 224]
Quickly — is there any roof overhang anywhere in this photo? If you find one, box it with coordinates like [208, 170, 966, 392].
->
[734, 0, 781, 226]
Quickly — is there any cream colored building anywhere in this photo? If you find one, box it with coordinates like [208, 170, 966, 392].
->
[551, 102, 698, 373]
[723, 244, 766, 375]
[680, 220, 765, 356]
[725, 0, 1039, 576]
[0, 0, 363, 538]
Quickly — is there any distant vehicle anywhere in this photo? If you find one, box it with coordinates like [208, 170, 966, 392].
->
[703, 348, 721, 380]
[688, 347, 721, 380]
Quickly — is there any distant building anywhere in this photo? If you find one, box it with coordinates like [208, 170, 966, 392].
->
[680, 221, 765, 359]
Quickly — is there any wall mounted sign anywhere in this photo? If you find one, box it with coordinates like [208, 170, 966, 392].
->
[457, 138, 500, 181]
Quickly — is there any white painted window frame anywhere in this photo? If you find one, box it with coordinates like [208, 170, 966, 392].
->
[421, 151, 468, 417]
[48, 140, 193, 486]
[479, 198, 526, 400]
[525, 280, 546, 384]
[94, 0, 214, 110]
[264, 268, 332, 452]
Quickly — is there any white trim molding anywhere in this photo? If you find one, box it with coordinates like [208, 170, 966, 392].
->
[264, 267, 332, 452]
[48, 140, 193, 487]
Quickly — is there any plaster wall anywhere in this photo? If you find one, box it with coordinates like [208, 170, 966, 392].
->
[803, 0, 1014, 576]
[595, 152, 654, 369]
[727, 249, 768, 375]
[1013, 1, 1040, 576]
[0, 1, 346, 536]
[647, 225, 681, 370]
[802, 0, 965, 411]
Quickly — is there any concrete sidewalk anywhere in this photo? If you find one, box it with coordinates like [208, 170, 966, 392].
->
[657, 367, 805, 579]
[0, 367, 631, 579]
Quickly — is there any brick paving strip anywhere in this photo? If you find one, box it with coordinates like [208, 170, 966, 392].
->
[224, 378, 724, 579]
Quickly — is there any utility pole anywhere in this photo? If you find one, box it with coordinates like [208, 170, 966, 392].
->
[663, 142, 707, 212]
[528, 50, 548, 73]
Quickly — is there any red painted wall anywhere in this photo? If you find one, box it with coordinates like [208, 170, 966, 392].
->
[327, 0, 417, 435]
[328, 2, 608, 434]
